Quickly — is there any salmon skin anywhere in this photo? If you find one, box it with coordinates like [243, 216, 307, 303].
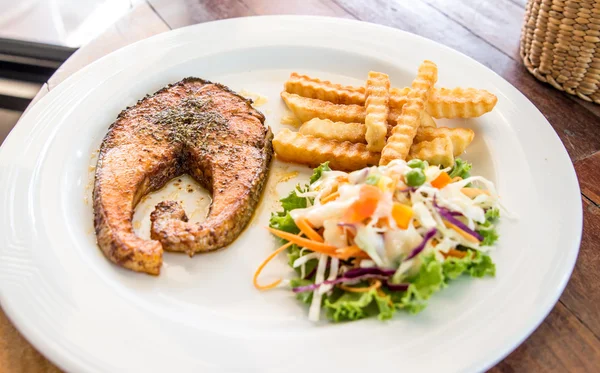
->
[93, 77, 273, 275]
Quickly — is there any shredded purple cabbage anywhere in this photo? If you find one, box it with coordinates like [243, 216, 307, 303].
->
[292, 273, 389, 293]
[303, 260, 331, 280]
[433, 197, 483, 241]
[293, 267, 406, 293]
[385, 282, 410, 291]
[304, 266, 317, 280]
[343, 267, 396, 278]
[406, 228, 438, 260]
[437, 210, 482, 241]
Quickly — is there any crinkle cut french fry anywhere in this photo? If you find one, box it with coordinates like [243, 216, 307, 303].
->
[300, 118, 453, 148]
[388, 107, 434, 127]
[424, 87, 498, 119]
[389, 87, 497, 118]
[272, 129, 380, 171]
[299, 118, 394, 143]
[380, 61, 438, 165]
[420, 111, 437, 128]
[282, 92, 403, 126]
[281, 92, 365, 123]
[284, 73, 497, 118]
[415, 127, 474, 156]
[408, 136, 454, 167]
[284, 72, 365, 105]
[379, 101, 424, 164]
[299, 118, 367, 144]
[364, 71, 390, 152]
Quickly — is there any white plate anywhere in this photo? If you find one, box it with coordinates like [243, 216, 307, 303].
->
[0, 16, 582, 373]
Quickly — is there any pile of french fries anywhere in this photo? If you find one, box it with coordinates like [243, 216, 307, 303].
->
[272, 61, 498, 171]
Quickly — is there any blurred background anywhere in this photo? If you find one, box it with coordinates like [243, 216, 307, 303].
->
[0, 0, 135, 143]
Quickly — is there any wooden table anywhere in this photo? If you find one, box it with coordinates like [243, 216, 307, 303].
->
[2, 0, 599, 371]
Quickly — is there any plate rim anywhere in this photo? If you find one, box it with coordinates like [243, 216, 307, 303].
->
[0, 15, 583, 373]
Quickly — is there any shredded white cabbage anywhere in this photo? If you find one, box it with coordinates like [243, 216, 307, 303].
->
[412, 202, 437, 229]
[309, 254, 328, 322]
[323, 219, 348, 247]
[319, 257, 339, 294]
[293, 252, 320, 268]
[384, 225, 423, 263]
[355, 225, 385, 267]
[359, 260, 375, 268]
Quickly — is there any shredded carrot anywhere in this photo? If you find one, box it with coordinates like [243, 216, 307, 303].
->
[342, 185, 381, 223]
[295, 218, 324, 243]
[431, 171, 452, 189]
[375, 217, 390, 229]
[391, 202, 413, 229]
[340, 279, 382, 293]
[431, 239, 439, 247]
[321, 191, 340, 204]
[335, 245, 370, 260]
[413, 220, 421, 228]
[461, 187, 490, 198]
[267, 227, 337, 254]
[444, 248, 468, 259]
[443, 221, 480, 243]
[253, 241, 293, 290]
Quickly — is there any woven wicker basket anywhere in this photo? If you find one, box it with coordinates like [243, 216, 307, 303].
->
[520, 0, 600, 103]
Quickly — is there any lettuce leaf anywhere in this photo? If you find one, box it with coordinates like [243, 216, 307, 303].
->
[287, 244, 318, 278]
[389, 252, 495, 315]
[269, 212, 299, 234]
[290, 278, 314, 304]
[442, 254, 472, 280]
[304, 251, 495, 321]
[442, 250, 496, 279]
[269, 186, 307, 234]
[287, 244, 302, 268]
[391, 254, 445, 314]
[270, 162, 331, 235]
[449, 158, 472, 179]
[324, 287, 395, 322]
[478, 229, 499, 246]
[310, 162, 331, 184]
[393, 285, 427, 314]
[484, 208, 500, 222]
[411, 255, 446, 298]
[467, 251, 496, 277]
[477, 208, 500, 247]
[280, 186, 308, 211]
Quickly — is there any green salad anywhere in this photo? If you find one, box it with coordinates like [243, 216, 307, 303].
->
[255, 159, 500, 322]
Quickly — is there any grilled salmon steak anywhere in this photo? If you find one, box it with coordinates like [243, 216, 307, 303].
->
[93, 78, 273, 275]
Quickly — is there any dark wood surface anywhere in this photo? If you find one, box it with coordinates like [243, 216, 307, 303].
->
[2, 0, 599, 371]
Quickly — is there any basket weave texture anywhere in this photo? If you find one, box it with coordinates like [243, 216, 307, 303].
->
[520, 0, 600, 103]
